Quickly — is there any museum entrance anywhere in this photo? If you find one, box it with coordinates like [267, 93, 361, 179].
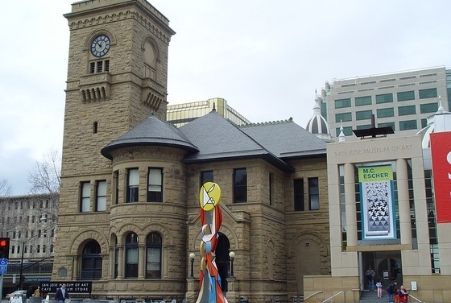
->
[361, 251, 402, 290]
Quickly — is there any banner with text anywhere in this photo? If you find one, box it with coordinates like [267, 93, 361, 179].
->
[358, 165, 396, 240]
[430, 132, 451, 223]
[40, 281, 92, 294]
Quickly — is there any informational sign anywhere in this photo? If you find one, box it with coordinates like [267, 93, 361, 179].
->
[40, 281, 92, 293]
[430, 132, 451, 223]
[358, 165, 396, 240]
[0, 258, 8, 275]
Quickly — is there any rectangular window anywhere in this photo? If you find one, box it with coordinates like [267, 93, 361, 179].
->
[127, 168, 139, 203]
[335, 112, 352, 122]
[356, 110, 372, 120]
[334, 98, 351, 109]
[377, 107, 395, 118]
[293, 178, 304, 211]
[147, 168, 163, 202]
[399, 120, 418, 130]
[113, 170, 119, 205]
[378, 122, 395, 131]
[233, 168, 247, 203]
[80, 182, 91, 212]
[419, 88, 437, 99]
[355, 96, 372, 106]
[376, 93, 393, 104]
[356, 124, 371, 130]
[104, 60, 110, 72]
[200, 170, 214, 186]
[90, 62, 95, 74]
[269, 173, 273, 205]
[420, 103, 438, 114]
[421, 118, 428, 128]
[308, 177, 319, 210]
[37, 245, 40, 253]
[398, 105, 416, 116]
[96, 180, 107, 211]
[335, 126, 353, 137]
[397, 91, 415, 101]
[96, 61, 103, 73]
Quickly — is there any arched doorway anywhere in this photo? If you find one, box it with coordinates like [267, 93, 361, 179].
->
[215, 232, 230, 292]
[80, 240, 102, 280]
[296, 237, 321, 295]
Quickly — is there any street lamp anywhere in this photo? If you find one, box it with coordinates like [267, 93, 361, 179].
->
[229, 251, 235, 277]
[189, 252, 195, 278]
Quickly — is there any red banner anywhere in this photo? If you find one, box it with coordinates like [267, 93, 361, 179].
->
[430, 132, 451, 223]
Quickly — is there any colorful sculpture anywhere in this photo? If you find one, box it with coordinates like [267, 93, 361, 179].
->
[196, 182, 228, 303]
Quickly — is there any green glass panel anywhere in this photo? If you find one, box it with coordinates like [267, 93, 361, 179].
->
[356, 110, 372, 120]
[399, 120, 417, 130]
[355, 96, 372, 106]
[398, 105, 416, 116]
[356, 124, 371, 130]
[420, 103, 438, 113]
[335, 112, 352, 122]
[378, 122, 395, 131]
[336, 126, 353, 136]
[421, 119, 428, 128]
[376, 93, 393, 104]
[377, 108, 394, 118]
[397, 91, 415, 101]
[419, 88, 437, 99]
[321, 101, 327, 120]
[335, 98, 351, 109]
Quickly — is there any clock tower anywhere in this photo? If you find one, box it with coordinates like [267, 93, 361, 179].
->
[52, 0, 175, 286]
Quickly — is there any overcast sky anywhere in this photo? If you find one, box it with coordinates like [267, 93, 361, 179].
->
[1, 0, 450, 195]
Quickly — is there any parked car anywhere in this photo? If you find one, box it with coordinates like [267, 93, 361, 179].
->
[6, 290, 27, 299]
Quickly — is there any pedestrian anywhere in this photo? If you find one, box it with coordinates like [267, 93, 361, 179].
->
[386, 282, 395, 303]
[55, 284, 69, 303]
[376, 280, 383, 298]
[365, 267, 376, 291]
[399, 285, 409, 303]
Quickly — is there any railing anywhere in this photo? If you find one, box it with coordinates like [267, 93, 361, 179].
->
[303, 291, 323, 302]
[321, 291, 343, 303]
[408, 294, 424, 303]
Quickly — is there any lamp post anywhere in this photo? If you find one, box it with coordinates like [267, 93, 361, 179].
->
[229, 251, 235, 277]
[189, 252, 195, 278]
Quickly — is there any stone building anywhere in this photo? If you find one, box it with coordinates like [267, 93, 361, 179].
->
[52, 1, 331, 302]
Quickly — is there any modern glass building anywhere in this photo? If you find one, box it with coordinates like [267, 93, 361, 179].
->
[320, 67, 449, 137]
[167, 98, 251, 127]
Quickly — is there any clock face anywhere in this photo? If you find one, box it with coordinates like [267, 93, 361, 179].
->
[90, 35, 111, 57]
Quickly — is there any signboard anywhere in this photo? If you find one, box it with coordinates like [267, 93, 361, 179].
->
[0, 258, 8, 275]
[358, 165, 396, 240]
[430, 132, 451, 223]
[40, 281, 92, 294]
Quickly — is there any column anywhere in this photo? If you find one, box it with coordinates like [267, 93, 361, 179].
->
[344, 163, 357, 247]
[117, 245, 124, 279]
[138, 244, 145, 278]
[396, 158, 412, 246]
[109, 246, 114, 278]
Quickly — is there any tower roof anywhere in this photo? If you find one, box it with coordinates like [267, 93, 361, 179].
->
[305, 95, 331, 140]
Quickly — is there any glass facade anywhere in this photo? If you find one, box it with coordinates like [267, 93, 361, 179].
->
[397, 91, 415, 101]
[378, 122, 395, 131]
[336, 126, 353, 136]
[398, 105, 416, 116]
[356, 110, 372, 120]
[399, 120, 417, 130]
[419, 88, 437, 99]
[335, 98, 351, 109]
[335, 112, 352, 122]
[420, 103, 438, 114]
[377, 108, 394, 118]
[376, 93, 393, 104]
[355, 96, 372, 106]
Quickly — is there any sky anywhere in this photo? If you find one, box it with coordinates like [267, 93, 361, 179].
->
[1, 0, 451, 195]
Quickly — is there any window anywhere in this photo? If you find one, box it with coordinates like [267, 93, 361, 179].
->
[113, 170, 119, 205]
[399, 120, 418, 130]
[356, 110, 372, 120]
[355, 96, 372, 106]
[378, 122, 395, 131]
[80, 182, 91, 212]
[37, 245, 40, 253]
[293, 178, 304, 211]
[334, 98, 351, 109]
[335, 126, 353, 136]
[377, 108, 394, 118]
[233, 168, 247, 203]
[200, 170, 214, 186]
[308, 177, 319, 210]
[269, 173, 273, 205]
[398, 105, 416, 116]
[90, 59, 110, 74]
[96, 180, 107, 211]
[397, 91, 415, 101]
[146, 233, 162, 278]
[376, 93, 393, 104]
[419, 88, 437, 99]
[420, 103, 438, 114]
[148, 168, 163, 202]
[81, 240, 102, 280]
[335, 112, 352, 122]
[125, 233, 139, 278]
[356, 124, 371, 130]
[127, 168, 139, 203]
[421, 119, 428, 128]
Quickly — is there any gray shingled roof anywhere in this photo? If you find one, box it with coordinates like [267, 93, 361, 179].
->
[240, 119, 326, 159]
[101, 114, 198, 159]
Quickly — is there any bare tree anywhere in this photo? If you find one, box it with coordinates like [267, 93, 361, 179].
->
[0, 179, 11, 196]
[28, 150, 62, 194]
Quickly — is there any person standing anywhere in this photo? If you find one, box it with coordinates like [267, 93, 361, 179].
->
[55, 284, 69, 303]
[376, 280, 383, 298]
[365, 267, 376, 291]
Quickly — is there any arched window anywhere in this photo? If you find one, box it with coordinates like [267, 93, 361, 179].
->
[111, 234, 118, 279]
[146, 232, 162, 278]
[81, 240, 102, 280]
[125, 232, 139, 278]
